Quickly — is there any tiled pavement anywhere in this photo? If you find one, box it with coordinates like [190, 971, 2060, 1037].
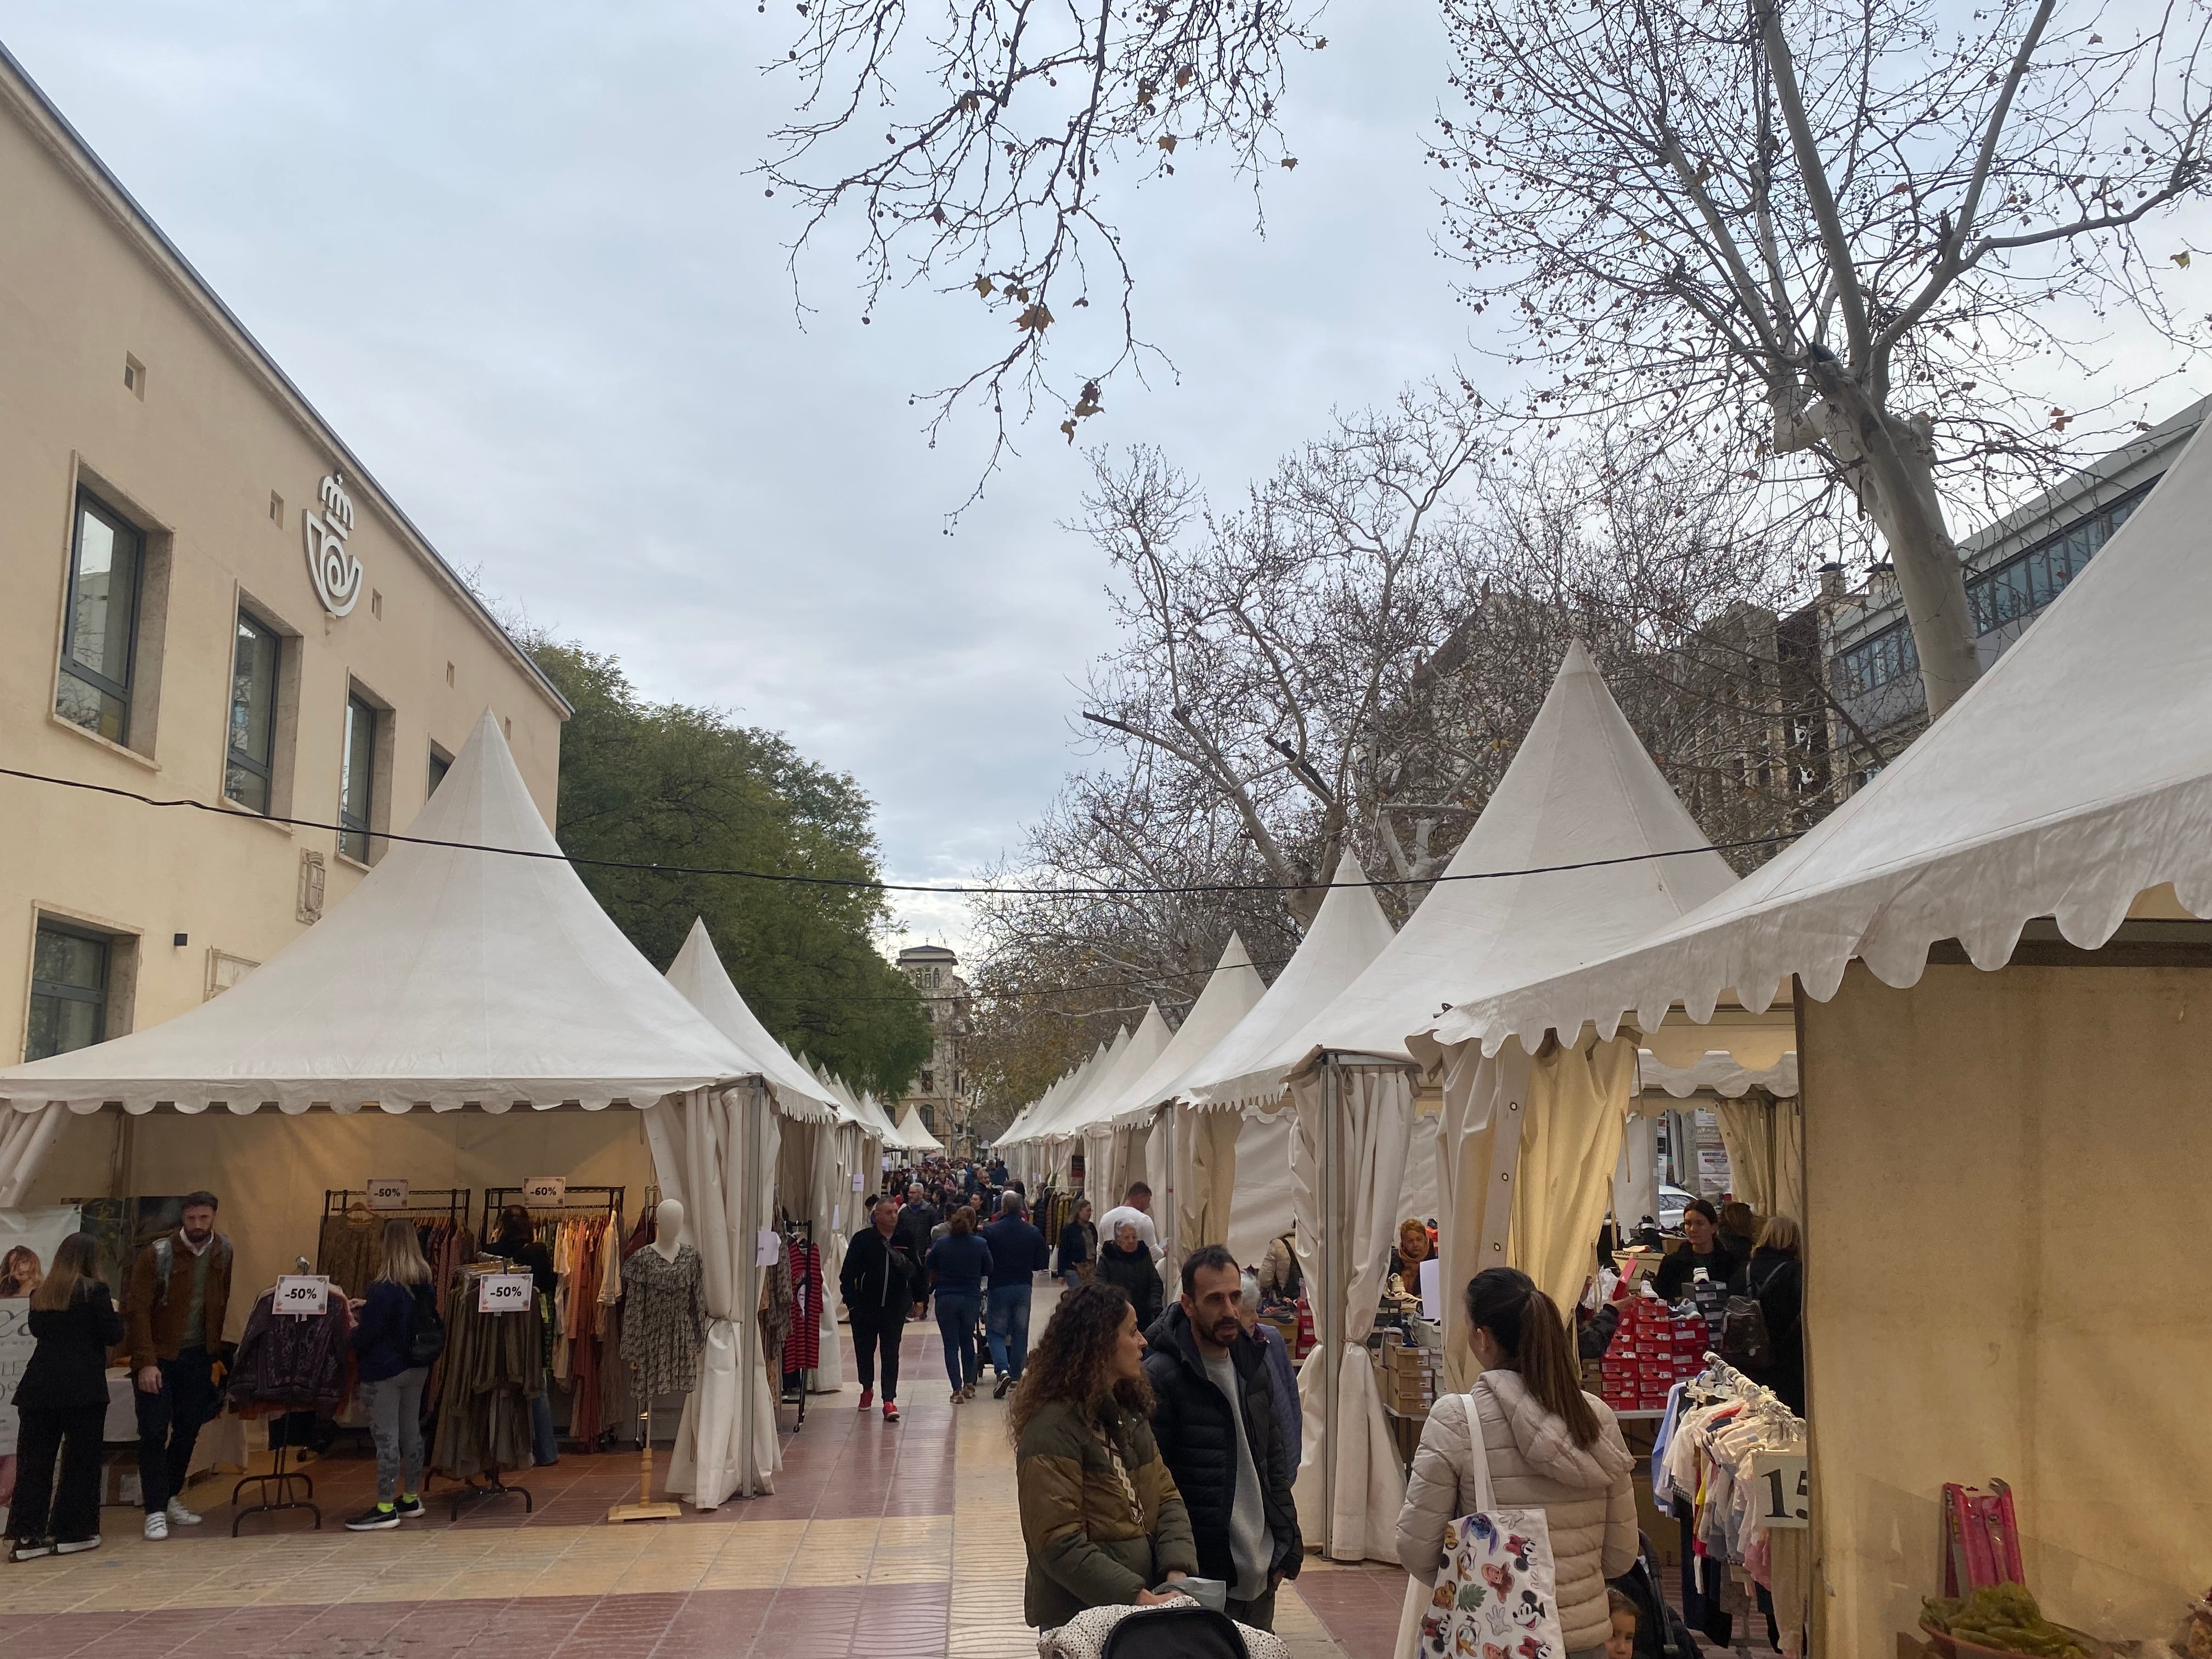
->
[1, 1315, 1406, 1658]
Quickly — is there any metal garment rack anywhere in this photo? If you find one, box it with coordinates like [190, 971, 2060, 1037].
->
[230, 1256, 335, 1536]
[777, 1220, 814, 1431]
[443, 1263, 538, 1520]
[322, 1188, 471, 1224]
[480, 1185, 626, 1238]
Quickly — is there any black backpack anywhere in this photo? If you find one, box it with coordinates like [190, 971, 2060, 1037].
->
[1101, 1605, 1249, 1659]
[408, 1282, 446, 1367]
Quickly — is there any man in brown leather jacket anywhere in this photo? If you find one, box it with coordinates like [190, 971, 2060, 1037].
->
[124, 1192, 231, 1539]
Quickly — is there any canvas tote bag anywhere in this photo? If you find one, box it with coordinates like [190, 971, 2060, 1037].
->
[1396, 1374, 1572, 1659]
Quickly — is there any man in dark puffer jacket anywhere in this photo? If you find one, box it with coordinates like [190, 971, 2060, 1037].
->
[1142, 1245, 1302, 1630]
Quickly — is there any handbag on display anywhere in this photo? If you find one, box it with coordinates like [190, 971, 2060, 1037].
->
[1412, 1376, 1570, 1659]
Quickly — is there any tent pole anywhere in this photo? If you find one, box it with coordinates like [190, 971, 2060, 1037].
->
[1321, 1057, 1340, 1559]
[738, 1080, 763, 1500]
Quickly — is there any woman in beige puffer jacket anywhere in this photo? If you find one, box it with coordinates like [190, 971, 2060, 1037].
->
[1395, 1269, 1637, 1657]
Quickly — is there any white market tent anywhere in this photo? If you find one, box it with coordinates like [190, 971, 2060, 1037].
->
[0, 712, 806, 1509]
[1058, 1005, 1172, 1205]
[1424, 427, 2212, 1649]
[1155, 856, 1395, 1327]
[667, 918, 865, 1404]
[1270, 645, 1736, 1561]
[1006, 1029, 1126, 1183]
[1093, 934, 1270, 1244]
[893, 1104, 946, 1154]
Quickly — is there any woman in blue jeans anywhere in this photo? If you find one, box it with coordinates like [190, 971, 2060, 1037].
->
[924, 1207, 992, 1404]
[343, 1220, 437, 1530]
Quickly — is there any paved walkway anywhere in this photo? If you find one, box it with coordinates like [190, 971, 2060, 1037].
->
[0, 1317, 1406, 1658]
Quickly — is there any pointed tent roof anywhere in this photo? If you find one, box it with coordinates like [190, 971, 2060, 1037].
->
[1051, 1003, 1172, 1139]
[1023, 1029, 1127, 1143]
[894, 1104, 945, 1153]
[665, 918, 839, 1122]
[0, 712, 763, 1115]
[1170, 855, 1397, 1113]
[1001, 1058, 1085, 1146]
[1282, 642, 1737, 1073]
[1434, 423, 2212, 1059]
[1099, 934, 1269, 1126]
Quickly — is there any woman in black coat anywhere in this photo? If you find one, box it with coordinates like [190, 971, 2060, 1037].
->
[1741, 1215, 1805, 1416]
[1092, 1220, 1162, 1331]
[6, 1233, 123, 1560]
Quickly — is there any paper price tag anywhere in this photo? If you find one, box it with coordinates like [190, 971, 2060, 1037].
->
[852, 1172, 864, 1192]
[755, 1228, 782, 1268]
[478, 1273, 535, 1314]
[365, 1177, 409, 1211]
[1751, 1450, 1810, 1529]
[275, 1275, 329, 1317]
[522, 1176, 567, 1209]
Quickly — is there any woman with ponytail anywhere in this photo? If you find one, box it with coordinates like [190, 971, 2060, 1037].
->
[1396, 1268, 1637, 1657]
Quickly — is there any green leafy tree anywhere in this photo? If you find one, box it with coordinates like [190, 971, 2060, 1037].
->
[530, 641, 933, 1097]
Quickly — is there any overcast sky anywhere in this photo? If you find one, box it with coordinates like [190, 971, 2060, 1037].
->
[4, 2, 1473, 956]
[9, 3, 2201, 963]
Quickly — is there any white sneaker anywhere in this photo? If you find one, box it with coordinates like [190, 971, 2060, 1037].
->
[164, 1498, 203, 1527]
[143, 1511, 169, 1542]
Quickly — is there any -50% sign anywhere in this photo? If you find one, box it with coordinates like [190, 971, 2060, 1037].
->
[275, 1276, 329, 1317]
[477, 1273, 535, 1314]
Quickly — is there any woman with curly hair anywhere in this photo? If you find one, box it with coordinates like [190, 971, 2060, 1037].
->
[1010, 1282, 1198, 1630]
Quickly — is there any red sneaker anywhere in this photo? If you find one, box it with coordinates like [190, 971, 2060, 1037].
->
[858, 1387, 873, 1411]
[882, 1401, 901, 1423]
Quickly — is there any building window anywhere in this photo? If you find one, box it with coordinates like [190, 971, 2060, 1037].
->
[1968, 488, 2144, 636]
[56, 492, 144, 743]
[427, 746, 452, 798]
[27, 923, 108, 1061]
[225, 611, 281, 813]
[920, 1068, 935, 1093]
[1833, 619, 1919, 700]
[339, 693, 378, 862]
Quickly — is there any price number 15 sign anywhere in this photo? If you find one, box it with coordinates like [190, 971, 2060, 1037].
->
[1751, 1450, 1810, 1529]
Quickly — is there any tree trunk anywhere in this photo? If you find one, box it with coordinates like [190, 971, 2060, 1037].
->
[1786, 391, 1983, 720]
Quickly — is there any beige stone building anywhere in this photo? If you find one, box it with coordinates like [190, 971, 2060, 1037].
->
[892, 945, 971, 1154]
[0, 46, 568, 1068]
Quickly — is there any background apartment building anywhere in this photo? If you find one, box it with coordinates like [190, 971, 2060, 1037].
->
[0, 46, 568, 1066]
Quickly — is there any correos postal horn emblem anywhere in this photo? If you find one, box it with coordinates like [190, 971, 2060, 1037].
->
[303, 471, 364, 616]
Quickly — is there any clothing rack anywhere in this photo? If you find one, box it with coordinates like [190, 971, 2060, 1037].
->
[230, 1266, 330, 1535]
[481, 1185, 625, 1236]
[443, 1263, 535, 1520]
[1692, 1351, 1795, 1417]
[324, 1187, 470, 1223]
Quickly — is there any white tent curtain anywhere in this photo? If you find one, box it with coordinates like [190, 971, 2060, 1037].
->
[0, 1104, 66, 1209]
[1289, 1061, 1410, 1562]
[1511, 1035, 1637, 1321]
[644, 1082, 780, 1506]
[1710, 1092, 1805, 1223]
[1433, 1034, 1637, 1391]
[805, 1119, 852, 1390]
[1174, 1106, 1242, 1255]
[1223, 1108, 1295, 1268]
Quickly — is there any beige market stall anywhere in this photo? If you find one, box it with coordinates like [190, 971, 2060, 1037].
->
[0, 714, 807, 1510]
[1429, 428, 2212, 1652]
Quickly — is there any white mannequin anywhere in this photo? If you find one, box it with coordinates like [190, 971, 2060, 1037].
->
[651, 1198, 685, 1262]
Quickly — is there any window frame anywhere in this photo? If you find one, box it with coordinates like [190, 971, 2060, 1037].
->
[56, 489, 146, 743]
[224, 607, 283, 814]
[427, 743, 453, 799]
[338, 692, 379, 864]
[27, 919, 110, 1062]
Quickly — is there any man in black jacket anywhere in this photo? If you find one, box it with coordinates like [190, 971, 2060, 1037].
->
[840, 1199, 923, 1422]
[1142, 1244, 1302, 1630]
[893, 1184, 940, 1265]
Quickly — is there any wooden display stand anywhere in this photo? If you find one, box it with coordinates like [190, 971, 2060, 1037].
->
[607, 1365, 680, 1522]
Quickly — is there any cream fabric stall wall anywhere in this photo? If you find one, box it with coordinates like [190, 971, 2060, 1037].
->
[24, 1106, 654, 1340]
[1804, 961, 2212, 1654]
[1224, 1108, 1295, 1268]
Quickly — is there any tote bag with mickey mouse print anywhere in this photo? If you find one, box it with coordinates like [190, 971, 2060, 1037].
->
[1414, 1376, 1570, 1659]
